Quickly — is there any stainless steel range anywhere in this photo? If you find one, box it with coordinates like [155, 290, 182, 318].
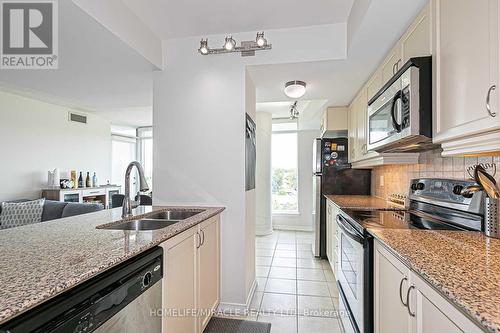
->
[336, 178, 485, 333]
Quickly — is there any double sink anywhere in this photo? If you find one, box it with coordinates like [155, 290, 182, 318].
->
[99, 209, 205, 231]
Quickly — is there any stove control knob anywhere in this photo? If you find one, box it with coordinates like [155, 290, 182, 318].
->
[143, 272, 152, 287]
[416, 183, 425, 190]
[411, 183, 417, 191]
[453, 185, 464, 195]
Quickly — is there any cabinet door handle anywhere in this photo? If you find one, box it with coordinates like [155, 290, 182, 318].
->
[399, 277, 408, 307]
[393, 62, 397, 74]
[406, 285, 416, 317]
[201, 230, 205, 246]
[196, 232, 201, 249]
[487, 85, 497, 117]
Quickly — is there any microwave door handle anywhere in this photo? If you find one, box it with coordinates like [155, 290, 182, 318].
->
[336, 215, 365, 244]
[391, 90, 403, 133]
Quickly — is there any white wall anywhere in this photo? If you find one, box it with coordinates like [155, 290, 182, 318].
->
[255, 112, 273, 236]
[0, 91, 111, 202]
[272, 129, 319, 231]
[153, 25, 347, 309]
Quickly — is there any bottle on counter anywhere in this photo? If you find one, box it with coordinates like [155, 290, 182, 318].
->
[78, 172, 84, 188]
[85, 172, 91, 188]
[92, 172, 98, 188]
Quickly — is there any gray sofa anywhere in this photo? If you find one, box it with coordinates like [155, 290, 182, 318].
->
[0, 200, 104, 224]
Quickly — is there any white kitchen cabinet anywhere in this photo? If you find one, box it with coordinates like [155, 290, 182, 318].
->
[381, 45, 402, 84]
[433, 0, 500, 155]
[326, 200, 339, 273]
[197, 217, 220, 332]
[374, 240, 412, 333]
[320, 107, 348, 137]
[161, 216, 220, 333]
[401, 3, 432, 63]
[347, 100, 358, 163]
[374, 240, 484, 333]
[366, 69, 383, 101]
[161, 226, 198, 333]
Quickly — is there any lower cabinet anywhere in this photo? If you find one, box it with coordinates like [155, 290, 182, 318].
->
[374, 240, 483, 333]
[161, 216, 220, 333]
[325, 200, 340, 274]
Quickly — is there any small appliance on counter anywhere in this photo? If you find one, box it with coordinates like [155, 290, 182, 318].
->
[336, 178, 484, 333]
[312, 137, 371, 258]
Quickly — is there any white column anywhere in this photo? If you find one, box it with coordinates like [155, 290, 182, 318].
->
[256, 112, 273, 236]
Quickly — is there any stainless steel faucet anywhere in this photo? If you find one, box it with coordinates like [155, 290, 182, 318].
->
[122, 161, 150, 218]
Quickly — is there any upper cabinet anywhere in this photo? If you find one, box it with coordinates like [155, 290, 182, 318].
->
[381, 46, 402, 84]
[432, 0, 500, 156]
[401, 3, 432, 63]
[321, 107, 348, 137]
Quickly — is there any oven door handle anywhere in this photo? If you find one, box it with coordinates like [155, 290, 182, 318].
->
[409, 209, 467, 231]
[336, 215, 365, 244]
[391, 90, 403, 133]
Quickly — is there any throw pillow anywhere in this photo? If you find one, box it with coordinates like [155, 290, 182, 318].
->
[0, 199, 45, 229]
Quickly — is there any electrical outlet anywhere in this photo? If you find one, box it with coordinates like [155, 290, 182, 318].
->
[380, 175, 384, 187]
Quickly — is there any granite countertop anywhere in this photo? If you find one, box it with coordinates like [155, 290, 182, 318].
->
[0, 205, 225, 325]
[325, 195, 402, 210]
[369, 228, 500, 333]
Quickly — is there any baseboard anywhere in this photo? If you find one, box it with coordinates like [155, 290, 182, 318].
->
[217, 279, 257, 315]
[272, 224, 313, 232]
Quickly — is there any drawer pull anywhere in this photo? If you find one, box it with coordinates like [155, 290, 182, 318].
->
[406, 285, 416, 317]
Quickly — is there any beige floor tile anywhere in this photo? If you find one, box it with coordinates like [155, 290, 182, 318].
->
[256, 242, 277, 250]
[256, 266, 270, 278]
[274, 250, 297, 258]
[297, 243, 313, 251]
[272, 257, 296, 268]
[256, 248, 275, 257]
[298, 295, 336, 317]
[265, 278, 297, 294]
[256, 277, 267, 291]
[297, 250, 315, 259]
[297, 258, 322, 269]
[297, 268, 326, 282]
[257, 314, 297, 333]
[269, 266, 296, 279]
[250, 291, 264, 311]
[260, 293, 297, 315]
[323, 269, 335, 282]
[297, 281, 330, 297]
[276, 243, 296, 250]
[321, 260, 333, 270]
[256, 256, 273, 266]
[298, 316, 343, 333]
[327, 282, 339, 298]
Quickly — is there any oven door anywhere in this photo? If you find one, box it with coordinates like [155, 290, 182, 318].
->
[336, 214, 366, 333]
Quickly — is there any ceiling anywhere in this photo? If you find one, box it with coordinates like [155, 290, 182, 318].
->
[122, 0, 354, 39]
[249, 0, 428, 128]
[0, 0, 154, 127]
[257, 100, 328, 130]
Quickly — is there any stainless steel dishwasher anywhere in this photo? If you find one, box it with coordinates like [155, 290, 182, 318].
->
[0, 247, 163, 333]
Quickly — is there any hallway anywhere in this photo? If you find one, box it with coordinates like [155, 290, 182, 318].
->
[253, 230, 343, 333]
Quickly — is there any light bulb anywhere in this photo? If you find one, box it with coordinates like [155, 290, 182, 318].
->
[256, 32, 266, 47]
[199, 39, 209, 55]
[224, 36, 236, 51]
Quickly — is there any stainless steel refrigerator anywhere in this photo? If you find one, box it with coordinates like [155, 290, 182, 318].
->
[312, 137, 371, 258]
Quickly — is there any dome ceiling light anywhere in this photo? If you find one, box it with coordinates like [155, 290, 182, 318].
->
[284, 80, 307, 99]
[197, 32, 272, 56]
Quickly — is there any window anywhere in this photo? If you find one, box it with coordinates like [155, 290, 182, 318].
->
[272, 121, 298, 213]
[111, 135, 137, 191]
[137, 127, 153, 192]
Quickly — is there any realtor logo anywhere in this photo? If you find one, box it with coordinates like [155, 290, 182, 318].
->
[1, 0, 58, 69]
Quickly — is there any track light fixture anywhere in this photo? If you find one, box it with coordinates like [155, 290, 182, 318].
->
[290, 101, 299, 120]
[197, 32, 272, 56]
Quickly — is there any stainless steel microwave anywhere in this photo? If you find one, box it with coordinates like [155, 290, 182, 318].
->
[367, 56, 435, 153]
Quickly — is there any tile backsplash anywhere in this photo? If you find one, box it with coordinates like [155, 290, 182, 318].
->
[371, 149, 500, 199]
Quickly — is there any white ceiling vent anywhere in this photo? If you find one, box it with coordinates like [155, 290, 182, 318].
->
[68, 112, 87, 124]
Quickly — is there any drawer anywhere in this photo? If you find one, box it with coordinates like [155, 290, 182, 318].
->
[82, 189, 106, 197]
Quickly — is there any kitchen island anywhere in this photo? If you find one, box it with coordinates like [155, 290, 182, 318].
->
[0, 205, 224, 326]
